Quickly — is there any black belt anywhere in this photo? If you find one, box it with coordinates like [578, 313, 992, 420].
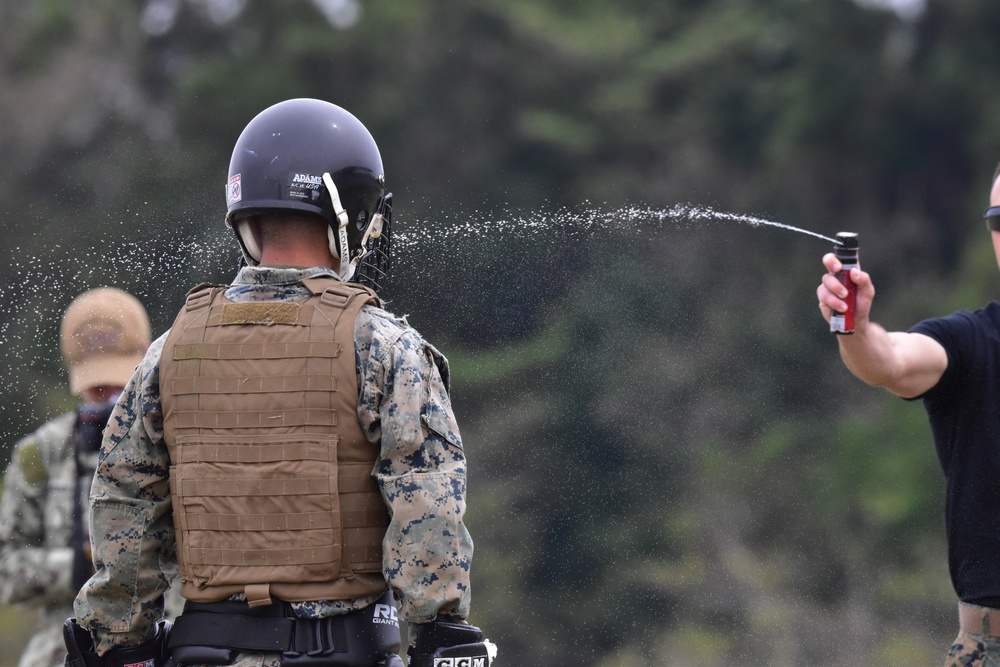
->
[168, 590, 400, 665]
[173, 612, 343, 654]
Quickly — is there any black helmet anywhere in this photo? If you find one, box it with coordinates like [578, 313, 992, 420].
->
[225, 98, 392, 293]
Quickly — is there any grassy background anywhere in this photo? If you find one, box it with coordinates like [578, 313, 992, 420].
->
[0, 605, 32, 666]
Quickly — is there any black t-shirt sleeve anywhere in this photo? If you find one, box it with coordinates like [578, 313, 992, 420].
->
[907, 310, 976, 404]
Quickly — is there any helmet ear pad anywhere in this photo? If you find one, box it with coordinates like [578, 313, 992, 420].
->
[236, 218, 263, 265]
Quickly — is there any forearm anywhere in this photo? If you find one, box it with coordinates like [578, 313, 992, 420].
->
[381, 470, 473, 623]
[74, 495, 174, 652]
[837, 320, 899, 387]
[837, 322, 945, 398]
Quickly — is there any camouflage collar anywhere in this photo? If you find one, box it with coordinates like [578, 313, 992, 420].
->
[233, 266, 341, 286]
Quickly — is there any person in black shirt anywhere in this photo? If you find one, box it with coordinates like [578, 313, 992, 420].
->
[817, 163, 1000, 666]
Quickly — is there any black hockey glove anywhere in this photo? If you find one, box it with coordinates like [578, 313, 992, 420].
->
[64, 617, 172, 667]
[406, 620, 496, 667]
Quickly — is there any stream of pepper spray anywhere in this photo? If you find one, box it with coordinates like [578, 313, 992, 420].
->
[691, 213, 857, 334]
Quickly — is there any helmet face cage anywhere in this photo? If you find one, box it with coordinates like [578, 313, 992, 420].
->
[352, 193, 392, 294]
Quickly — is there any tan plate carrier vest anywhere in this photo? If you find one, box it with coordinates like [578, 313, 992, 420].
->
[160, 278, 389, 606]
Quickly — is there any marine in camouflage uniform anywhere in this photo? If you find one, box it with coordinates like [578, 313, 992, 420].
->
[73, 266, 473, 665]
[0, 413, 91, 667]
[0, 287, 174, 667]
[71, 99, 490, 667]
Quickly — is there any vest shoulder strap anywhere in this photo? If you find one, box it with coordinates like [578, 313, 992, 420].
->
[299, 277, 381, 309]
[183, 283, 227, 312]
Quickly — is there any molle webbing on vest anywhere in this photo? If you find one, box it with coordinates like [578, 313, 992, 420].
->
[160, 281, 389, 605]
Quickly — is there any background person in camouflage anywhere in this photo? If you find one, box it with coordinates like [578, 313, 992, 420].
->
[69, 99, 494, 667]
[0, 287, 153, 667]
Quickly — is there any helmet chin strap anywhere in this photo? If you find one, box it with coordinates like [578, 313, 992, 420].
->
[323, 172, 384, 283]
[323, 172, 354, 282]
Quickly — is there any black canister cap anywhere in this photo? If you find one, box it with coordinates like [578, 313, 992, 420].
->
[834, 232, 859, 261]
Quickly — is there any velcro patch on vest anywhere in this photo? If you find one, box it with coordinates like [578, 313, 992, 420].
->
[219, 302, 300, 326]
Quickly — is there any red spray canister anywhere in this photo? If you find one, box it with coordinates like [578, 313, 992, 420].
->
[830, 232, 859, 335]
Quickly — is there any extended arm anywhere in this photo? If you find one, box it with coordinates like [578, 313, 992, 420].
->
[818, 252, 947, 398]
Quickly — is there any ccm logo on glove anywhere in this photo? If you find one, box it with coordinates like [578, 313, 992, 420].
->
[433, 659, 487, 667]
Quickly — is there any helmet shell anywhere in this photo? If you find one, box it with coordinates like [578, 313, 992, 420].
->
[225, 98, 385, 252]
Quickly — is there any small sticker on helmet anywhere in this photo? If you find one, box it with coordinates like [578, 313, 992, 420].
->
[227, 174, 242, 205]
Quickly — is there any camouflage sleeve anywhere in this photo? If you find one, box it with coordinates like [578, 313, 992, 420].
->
[0, 420, 75, 605]
[358, 315, 473, 625]
[73, 334, 176, 654]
